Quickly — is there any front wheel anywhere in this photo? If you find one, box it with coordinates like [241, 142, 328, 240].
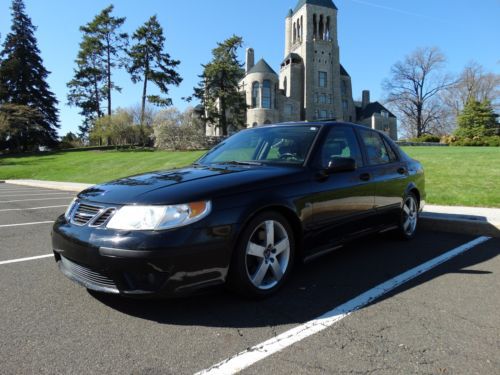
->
[227, 212, 295, 298]
[397, 192, 419, 240]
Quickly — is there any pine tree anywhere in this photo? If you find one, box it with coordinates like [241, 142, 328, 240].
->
[193, 35, 247, 136]
[0, 0, 59, 151]
[128, 15, 182, 143]
[67, 36, 106, 138]
[80, 5, 128, 117]
[456, 99, 498, 138]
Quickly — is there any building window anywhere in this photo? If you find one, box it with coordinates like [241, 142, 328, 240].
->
[283, 77, 287, 97]
[341, 80, 347, 96]
[252, 82, 259, 108]
[252, 122, 258, 127]
[262, 80, 272, 109]
[319, 110, 328, 119]
[328, 94, 332, 104]
[319, 71, 327, 88]
[342, 99, 348, 112]
[381, 110, 389, 118]
[285, 104, 293, 116]
[319, 93, 327, 104]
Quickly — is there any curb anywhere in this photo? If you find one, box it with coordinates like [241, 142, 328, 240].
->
[5, 180, 93, 193]
[420, 215, 500, 238]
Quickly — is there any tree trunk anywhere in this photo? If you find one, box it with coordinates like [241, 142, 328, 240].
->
[106, 36, 112, 116]
[140, 62, 149, 146]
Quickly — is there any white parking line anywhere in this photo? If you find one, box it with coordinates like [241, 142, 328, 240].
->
[0, 205, 68, 212]
[0, 193, 73, 198]
[196, 236, 491, 375]
[0, 254, 53, 266]
[0, 221, 54, 228]
[0, 197, 74, 203]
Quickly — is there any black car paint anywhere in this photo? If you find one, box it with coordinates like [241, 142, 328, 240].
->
[52, 122, 426, 297]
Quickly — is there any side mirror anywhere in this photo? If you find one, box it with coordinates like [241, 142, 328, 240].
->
[326, 157, 356, 174]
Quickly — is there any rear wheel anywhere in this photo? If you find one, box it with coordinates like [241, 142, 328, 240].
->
[227, 212, 295, 297]
[397, 192, 419, 240]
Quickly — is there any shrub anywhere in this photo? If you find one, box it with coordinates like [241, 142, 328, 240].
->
[408, 135, 441, 143]
[153, 108, 206, 151]
[448, 135, 500, 147]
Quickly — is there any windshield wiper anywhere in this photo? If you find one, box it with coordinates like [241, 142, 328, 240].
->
[215, 160, 263, 166]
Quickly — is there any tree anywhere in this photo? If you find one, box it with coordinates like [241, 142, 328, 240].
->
[443, 61, 500, 117]
[193, 35, 247, 136]
[153, 107, 205, 150]
[78, 5, 128, 117]
[0, 103, 43, 152]
[128, 15, 182, 144]
[0, 0, 59, 150]
[383, 47, 453, 138]
[89, 108, 140, 146]
[455, 99, 499, 138]
[67, 35, 106, 138]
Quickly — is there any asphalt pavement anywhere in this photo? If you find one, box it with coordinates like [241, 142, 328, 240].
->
[0, 184, 498, 375]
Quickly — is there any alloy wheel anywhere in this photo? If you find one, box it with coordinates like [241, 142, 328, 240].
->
[402, 195, 418, 236]
[245, 220, 291, 290]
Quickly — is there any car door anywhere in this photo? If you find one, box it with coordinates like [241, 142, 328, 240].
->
[357, 129, 408, 226]
[308, 126, 376, 253]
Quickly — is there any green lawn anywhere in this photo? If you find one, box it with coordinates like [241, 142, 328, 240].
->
[402, 147, 500, 208]
[0, 146, 499, 208]
[0, 149, 205, 184]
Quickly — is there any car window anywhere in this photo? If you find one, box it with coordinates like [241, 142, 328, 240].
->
[382, 136, 398, 162]
[199, 126, 320, 166]
[316, 127, 363, 169]
[359, 129, 391, 166]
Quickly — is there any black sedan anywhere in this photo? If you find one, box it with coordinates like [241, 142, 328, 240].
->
[52, 122, 425, 298]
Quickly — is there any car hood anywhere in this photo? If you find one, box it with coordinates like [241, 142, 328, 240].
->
[78, 164, 305, 205]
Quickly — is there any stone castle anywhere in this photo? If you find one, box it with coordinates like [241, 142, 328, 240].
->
[206, 0, 398, 139]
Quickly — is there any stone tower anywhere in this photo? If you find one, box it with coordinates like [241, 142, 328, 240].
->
[280, 0, 342, 121]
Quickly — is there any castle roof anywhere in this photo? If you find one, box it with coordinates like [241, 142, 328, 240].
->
[247, 59, 278, 76]
[357, 102, 396, 119]
[294, 0, 338, 13]
[340, 64, 350, 77]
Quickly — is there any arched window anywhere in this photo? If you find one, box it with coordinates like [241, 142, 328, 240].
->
[300, 16, 304, 40]
[325, 16, 330, 40]
[262, 80, 271, 109]
[252, 82, 259, 108]
[319, 15, 324, 40]
[252, 122, 258, 127]
[264, 120, 272, 124]
[297, 20, 301, 42]
[293, 22, 296, 43]
[313, 14, 317, 39]
[283, 77, 288, 97]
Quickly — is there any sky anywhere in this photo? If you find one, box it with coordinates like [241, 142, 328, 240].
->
[1, 0, 499, 137]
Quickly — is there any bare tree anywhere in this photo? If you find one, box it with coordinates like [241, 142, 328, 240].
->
[443, 61, 500, 116]
[383, 47, 454, 138]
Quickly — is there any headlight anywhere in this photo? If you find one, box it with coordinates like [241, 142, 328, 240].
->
[64, 198, 78, 221]
[106, 201, 211, 231]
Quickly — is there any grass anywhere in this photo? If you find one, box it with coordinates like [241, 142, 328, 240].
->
[0, 146, 499, 208]
[0, 149, 205, 184]
[402, 147, 500, 208]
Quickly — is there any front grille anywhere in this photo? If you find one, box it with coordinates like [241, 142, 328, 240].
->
[72, 202, 102, 226]
[60, 256, 118, 291]
[91, 208, 116, 227]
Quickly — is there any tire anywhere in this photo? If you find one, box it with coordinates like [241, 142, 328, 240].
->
[397, 192, 419, 240]
[227, 211, 295, 298]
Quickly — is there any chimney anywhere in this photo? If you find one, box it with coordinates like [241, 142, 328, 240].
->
[246, 48, 255, 74]
[362, 90, 370, 110]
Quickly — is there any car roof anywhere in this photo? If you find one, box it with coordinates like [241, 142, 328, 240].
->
[259, 121, 377, 133]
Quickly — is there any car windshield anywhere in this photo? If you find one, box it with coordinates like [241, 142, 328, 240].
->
[197, 125, 320, 166]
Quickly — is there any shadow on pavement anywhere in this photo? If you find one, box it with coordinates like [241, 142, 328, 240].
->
[91, 229, 498, 328]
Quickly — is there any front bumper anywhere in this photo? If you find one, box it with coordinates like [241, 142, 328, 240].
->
[52, 215, 235, 297]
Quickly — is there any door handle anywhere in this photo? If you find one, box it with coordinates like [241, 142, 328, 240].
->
[359, 173, 371, 181]
[397, 167, 407, 175]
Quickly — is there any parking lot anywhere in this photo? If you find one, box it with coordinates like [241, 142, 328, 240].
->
[0, 183, 499, 375]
